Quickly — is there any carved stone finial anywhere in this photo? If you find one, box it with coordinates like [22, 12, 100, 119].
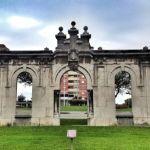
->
[55, 26, 66, 40]
[59, 26, 63, 32]
[55, 26, 66, 50]
[44, 47, 49, 51]
[80, 25, 92, 50]
[68, 21, 79, 37]
[98, 47, 103, 50]
[143, 46, 148, 51]
[83, 26, 88, 32]
[0, 44, 9, 51]
[71, 21, 76, 27]
[81, 26, 91, 36]
[81, 26, 91, 39]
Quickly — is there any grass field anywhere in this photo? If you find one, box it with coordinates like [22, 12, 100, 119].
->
[60, 105, 87, 111]
[0, 125, 150, 150]
[60, 105, 132, 113]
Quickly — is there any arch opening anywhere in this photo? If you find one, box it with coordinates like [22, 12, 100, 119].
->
[115, 71, 133, 125]
[60, 71, 87, 109]
[54, 70, 93, 125]
[16, 72, 32, 117]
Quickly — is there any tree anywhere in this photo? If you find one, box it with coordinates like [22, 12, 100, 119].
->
[17, 72, 32, 85]
[115, 71, 131, 98]
[18, 94, 26, 102]
[125, 98, 132, 108]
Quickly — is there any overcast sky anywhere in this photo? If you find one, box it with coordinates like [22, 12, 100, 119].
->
[1, 0, 147, 103]
[0, 0, 150, 50]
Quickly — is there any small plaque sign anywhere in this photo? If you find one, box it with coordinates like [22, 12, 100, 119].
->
[67, 130, 77, 139]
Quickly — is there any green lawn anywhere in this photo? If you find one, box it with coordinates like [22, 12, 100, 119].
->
[60, 105, 87, 111]
[0, 126, 150, 150]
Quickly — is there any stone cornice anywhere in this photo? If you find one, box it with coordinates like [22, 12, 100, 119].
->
[0, 49, 150, 61]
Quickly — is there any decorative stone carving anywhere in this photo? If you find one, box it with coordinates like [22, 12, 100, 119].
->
[143, 46, 149, 51]
[55, 26, 66, 50]
[0, 44, 9, 51]
[44, 47, 49, 51]
[68, 49, 79, 71]
[55, 21, 92, 51]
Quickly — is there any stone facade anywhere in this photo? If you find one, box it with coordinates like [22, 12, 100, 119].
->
[0, 22, 150, 126]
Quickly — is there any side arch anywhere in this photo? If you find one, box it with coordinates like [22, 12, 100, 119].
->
[107, 65, 138, 87]
[54, 65, 93, 89]
[10, 67, 39, 87]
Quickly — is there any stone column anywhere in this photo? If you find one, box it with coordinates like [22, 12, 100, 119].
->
[89, 67, 117, 126]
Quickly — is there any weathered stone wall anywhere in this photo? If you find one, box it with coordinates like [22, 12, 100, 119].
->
[90, 58, 150, 126]
[0, 53, 150, 126]
[0, 59, 59, 126]
[0, 22, 150, 126]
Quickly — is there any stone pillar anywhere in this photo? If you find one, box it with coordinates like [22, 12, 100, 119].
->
[31, 67, 60, 126]
[146, 66, 150, 124]
[0, 67, 15, 126]
[132, 66, 150, 125]
[130, 66, 148, 125]
[89, 67, 117, 126]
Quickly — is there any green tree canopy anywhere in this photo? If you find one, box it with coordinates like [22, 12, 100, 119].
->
[115, 71, 131, 98]
[17, 72, 32, 85]
[18, 94, 26, 102]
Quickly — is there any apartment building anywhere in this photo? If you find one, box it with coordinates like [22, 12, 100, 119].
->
[60, 71, 87, 103]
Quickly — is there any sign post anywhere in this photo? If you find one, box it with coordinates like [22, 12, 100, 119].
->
[67, 130, 77, 150]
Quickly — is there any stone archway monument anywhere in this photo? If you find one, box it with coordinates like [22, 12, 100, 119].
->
[0, 21, 150, 126]
[53, 21, 94, 125]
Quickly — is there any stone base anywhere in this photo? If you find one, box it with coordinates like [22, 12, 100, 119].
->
[31, 117, 60, 126]
[14, 118, 31, 126]
[88, 117, 117, 126]
[0, 117, 60, 126]
[0, 118, 15, 126]
[134, 117, 150, 125]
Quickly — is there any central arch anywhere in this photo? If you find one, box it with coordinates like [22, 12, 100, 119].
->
[54, 65, 93, 90]
[53, 65, 93, 125]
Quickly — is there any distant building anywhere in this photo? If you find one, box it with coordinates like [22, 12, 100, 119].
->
[60, 71, 87, 104]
